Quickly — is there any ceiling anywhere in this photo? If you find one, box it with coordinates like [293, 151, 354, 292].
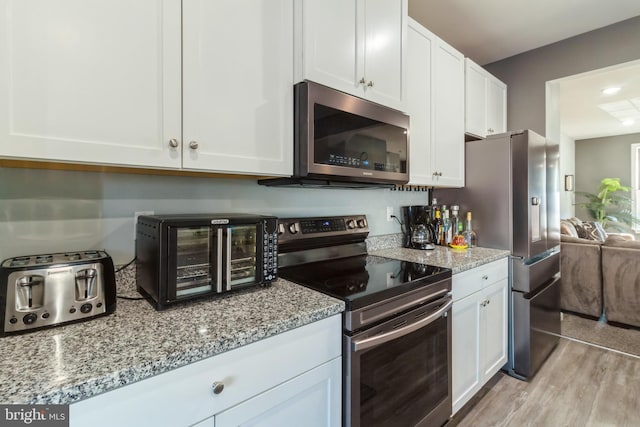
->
[408, 0, 640, 140]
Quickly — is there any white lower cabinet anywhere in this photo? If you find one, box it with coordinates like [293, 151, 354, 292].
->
[70, 315, 342, 427]
[451, 258, 508, 414]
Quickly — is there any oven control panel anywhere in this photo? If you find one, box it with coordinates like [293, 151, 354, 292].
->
[277, 215, 368, 243]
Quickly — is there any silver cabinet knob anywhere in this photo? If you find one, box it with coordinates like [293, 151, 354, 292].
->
[367, 80, 374, 87]
[189, 141, 199, 150]
[482, 275, 488, 280]
[211, 381, 224, 395]
[168, 138, 179, 148]
[359, 77, 366, 86]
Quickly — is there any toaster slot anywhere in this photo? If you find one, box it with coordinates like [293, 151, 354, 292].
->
[16, 275, 45, 310]
[76, 268, 98, 301]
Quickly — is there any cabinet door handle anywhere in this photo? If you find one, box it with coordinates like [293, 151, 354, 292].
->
[168, 138, 179, 148]
[211, 381, 225, 395]
[482, 275, 488, 280]
[189, 141, 199, 150]
[359, 77, 366, 86]
[367, 80, 374, 87]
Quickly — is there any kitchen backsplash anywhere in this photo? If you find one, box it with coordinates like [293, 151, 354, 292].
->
[0, 167, 425, 264]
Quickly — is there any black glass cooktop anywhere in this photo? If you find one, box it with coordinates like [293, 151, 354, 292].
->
[279, 255, 451, 310]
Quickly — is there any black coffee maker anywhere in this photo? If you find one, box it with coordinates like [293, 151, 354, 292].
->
[402, 205, 436, 250]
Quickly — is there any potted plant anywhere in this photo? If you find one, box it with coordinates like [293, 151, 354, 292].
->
[575, 177, 640, 232]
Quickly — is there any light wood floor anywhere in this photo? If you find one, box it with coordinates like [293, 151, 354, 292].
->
[450, 338, 640, 427]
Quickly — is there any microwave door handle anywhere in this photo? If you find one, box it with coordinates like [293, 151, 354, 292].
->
[226, 229, 232, 291]
[216, 228, 223, 293]
[351, 298, 453, 353]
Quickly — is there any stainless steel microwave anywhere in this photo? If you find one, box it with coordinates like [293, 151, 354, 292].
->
[135, 214, 278, 310]
[260, 81, 410, 188]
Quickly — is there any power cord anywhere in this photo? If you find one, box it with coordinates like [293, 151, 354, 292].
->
[115, 257, 136, 273]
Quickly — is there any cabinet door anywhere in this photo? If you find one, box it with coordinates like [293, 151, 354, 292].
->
[486, 77, 507, 135]
[464, 58, 487, 138]
[0, 0, 182, 168]
[297, 0, 360, 96]
[362, 0, 406, 111]
[481, 278, 508, 381]
[182, 0, 293, 176]
[215, 358, 342, 427]
[406, 19, 434, 185]
[432, 38, 464, 187]
[451, 291, 482, 415]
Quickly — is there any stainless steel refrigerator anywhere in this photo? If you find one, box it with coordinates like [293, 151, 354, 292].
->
[437, 129, 561, 380]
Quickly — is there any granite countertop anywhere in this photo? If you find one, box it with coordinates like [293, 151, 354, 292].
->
[371, 245, 510, 274]
[0, 266, 344, 405]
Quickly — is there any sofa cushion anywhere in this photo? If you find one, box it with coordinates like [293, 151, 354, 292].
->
[560, 220, 578, 237]
[560, 234, 602, 245]
[604, 235, 640, 248]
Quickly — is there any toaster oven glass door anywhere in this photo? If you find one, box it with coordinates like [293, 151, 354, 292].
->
[174, 226, 218, 297]
[227, 225, 259, 289]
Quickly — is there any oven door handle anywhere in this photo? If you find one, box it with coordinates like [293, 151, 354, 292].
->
[351, 297, 452, 353]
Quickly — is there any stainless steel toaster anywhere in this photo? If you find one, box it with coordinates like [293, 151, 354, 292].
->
[0, 250, 117, 336]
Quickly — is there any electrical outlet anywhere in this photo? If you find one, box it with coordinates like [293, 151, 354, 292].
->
[134, 211, 154, 239]
[386, 206, 393, 222]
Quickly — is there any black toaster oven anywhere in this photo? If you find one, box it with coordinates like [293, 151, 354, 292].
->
[135, 213, 278, 310]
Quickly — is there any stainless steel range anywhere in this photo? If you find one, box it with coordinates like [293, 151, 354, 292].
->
[278, 215, 453, 427]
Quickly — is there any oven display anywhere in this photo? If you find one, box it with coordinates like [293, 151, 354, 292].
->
[299, 219, 346, 234]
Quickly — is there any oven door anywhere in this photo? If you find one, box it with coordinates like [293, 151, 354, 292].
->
[345, 295, 452, 427]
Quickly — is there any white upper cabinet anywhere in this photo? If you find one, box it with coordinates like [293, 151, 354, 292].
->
[465, 58, 507, 138]
[406, 18, 464, 187]
[296, 0, 407, 111]
[0, 0, 182, 168]
[0, 0, 293, 177]
[182, 0, 293, 176]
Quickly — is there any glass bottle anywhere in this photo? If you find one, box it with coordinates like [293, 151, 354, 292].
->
[443, 209, 452, 245]
[434, 209, 444, 246]
[431, 198, 440, 230]
[463, 211, 478, 248]
[450, 205, 462, 236]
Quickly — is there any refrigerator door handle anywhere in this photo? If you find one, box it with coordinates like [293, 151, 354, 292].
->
[524, 272, 560, 299]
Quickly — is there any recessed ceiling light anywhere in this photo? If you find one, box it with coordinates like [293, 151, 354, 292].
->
[602, 87, 621, 95]
[622, 119, 635, 126]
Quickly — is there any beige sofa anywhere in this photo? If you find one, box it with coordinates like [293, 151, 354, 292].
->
[560, 234, 603, 318]
[602, 237, 640, 328]
[560, 218, 639, 328]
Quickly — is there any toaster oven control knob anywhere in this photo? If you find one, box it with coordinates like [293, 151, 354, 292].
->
[80, 303, 93, 314]
[357, 219, 367, 228]
[346, 219, 356, 229]
[23, 313, 37, 325]
[288, 223, 299, 234]
[278, 223, 285, 235]
[69, 307, 77, 314]
[211, 381, 225, 395]
[9, 317, 17, 324]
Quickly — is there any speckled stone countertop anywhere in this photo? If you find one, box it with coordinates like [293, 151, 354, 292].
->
[371, 245, 510, 274]
[0, 266, 344, 405]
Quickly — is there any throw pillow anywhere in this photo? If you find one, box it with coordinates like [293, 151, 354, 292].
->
[568, 217, 588, 239]
[581, 221, 607, 242]
[560, 220, 578, 237]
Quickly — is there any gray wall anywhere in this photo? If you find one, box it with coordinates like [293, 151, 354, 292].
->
[574, 133, 639, 219]
[485, 16, 640, 136]
[0, 167, 428, 264]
